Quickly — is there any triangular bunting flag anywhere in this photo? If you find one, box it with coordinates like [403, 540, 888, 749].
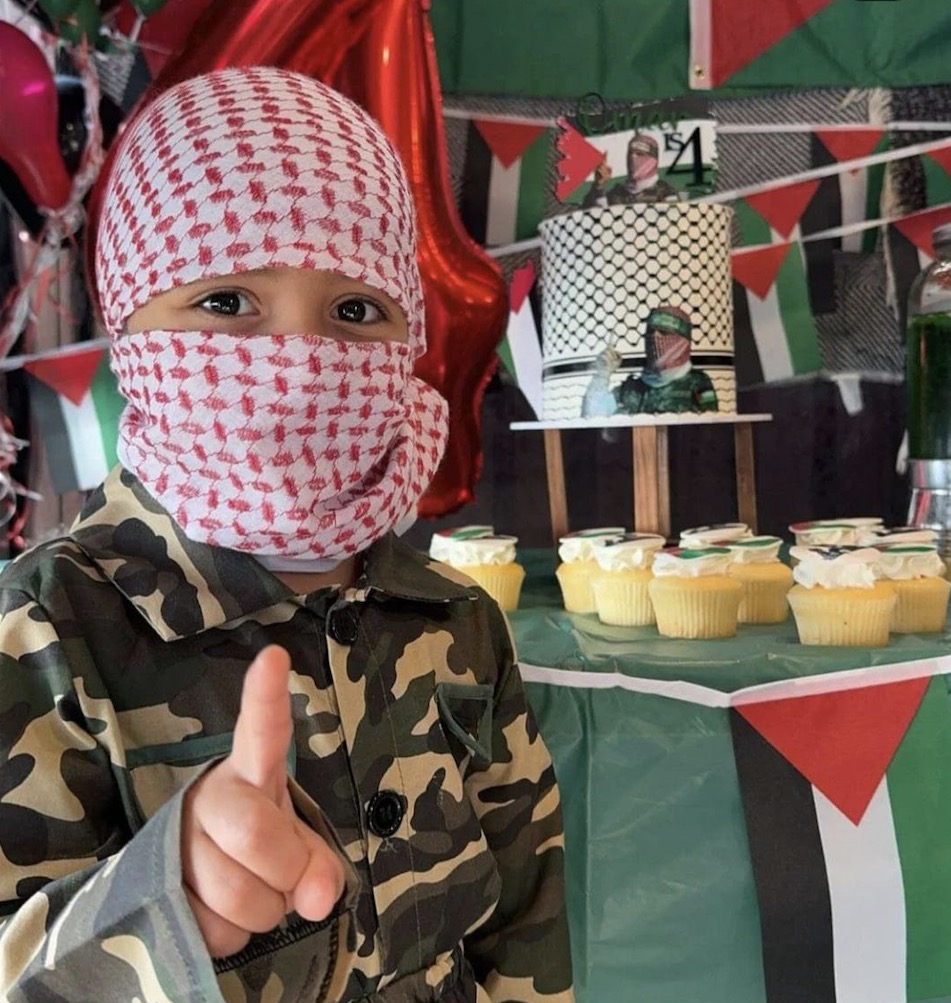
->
[510, 259, 535, 314]
[925, 142, 951, 182]
[555, 118, 606, 200]
[473, 119, 546, 170]
[25, 347, 106, 406]
[744, 180, 820, 239]
[698, 0, 836, 89]
[814, 128, 885, 166]
[731, 243, 791, 300]
[736, 676, 930, 824]
[892, 203, 951, 257]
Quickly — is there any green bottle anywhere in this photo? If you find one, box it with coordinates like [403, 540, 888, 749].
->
[906, 223, 951, 557]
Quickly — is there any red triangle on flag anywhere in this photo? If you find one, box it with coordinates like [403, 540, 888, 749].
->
[510, 261, 536, 315]
[815, 128, 885, 166]
[473, 119, 546, 170]
[925, 142, 951, 181]
[737, 677, 930, 825]
[731, 243, 792, 300]
[555, 118, 606, 200]
[893, 204, 951, 258]
[707, 0, 836, 88]
[24, 347, 104, 406]
[745, 180, 820, 239]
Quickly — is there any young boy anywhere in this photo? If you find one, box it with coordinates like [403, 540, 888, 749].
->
[0, 67, 573, 1003]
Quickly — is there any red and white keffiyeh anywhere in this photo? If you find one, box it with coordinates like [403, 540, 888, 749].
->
[95, 67, 448, 563]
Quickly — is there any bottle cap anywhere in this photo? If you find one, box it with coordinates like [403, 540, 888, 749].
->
[933, 222, 951, 247]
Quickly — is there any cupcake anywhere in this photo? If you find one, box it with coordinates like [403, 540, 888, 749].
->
[647, 547, 743, 639]
[724, 536, 793, 624]
[876, 544, 951, 634]
[789, 518, 883, 547]
[854, 525, 939, 548]
[590, 533, 666, 626]
[429, 526, 494, 563]
[435, 533, 525, 611]
[679, 522, 751, 547]
[555, 527, 626, 614]
[787, 546, 896, 646]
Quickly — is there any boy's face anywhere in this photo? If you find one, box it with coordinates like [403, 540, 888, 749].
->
[124, 266, 409, 344]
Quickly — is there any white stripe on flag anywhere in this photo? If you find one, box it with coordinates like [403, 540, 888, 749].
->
[814, 779, 906, 1003]
[63, 390, 109, 491]
[839, 169, 869, 254]
[746, 281, 794, 382]
[486, 157, 521, 247]
[506, 301, 543, 418]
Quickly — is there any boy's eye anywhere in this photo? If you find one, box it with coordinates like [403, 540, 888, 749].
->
[196, 291, 255, 316]
[332, 297, 385, 324]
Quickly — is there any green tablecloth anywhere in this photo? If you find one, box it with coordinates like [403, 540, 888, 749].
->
[510, 550, 951, 1003]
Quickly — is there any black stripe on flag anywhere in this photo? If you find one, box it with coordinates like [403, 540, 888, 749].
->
[26, 375, 80, 495]
[888, 227, 927, 336]
[730, 710, 836, 1003]
[459, 121, 492, 246]
[732, 278, 765, 388]
[803, 135, 844, 316]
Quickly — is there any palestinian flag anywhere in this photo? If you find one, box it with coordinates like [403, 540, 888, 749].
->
[499, 261, 543, 418]
[459, 119, 551, 247]
[731, 674, 951, 1003]
[732, 241, 822, 386]
[25, 346, 125, 493]
[690, 0, 951, 92]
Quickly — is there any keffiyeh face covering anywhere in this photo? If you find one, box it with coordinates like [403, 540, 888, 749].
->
[96, 67, 448, 563]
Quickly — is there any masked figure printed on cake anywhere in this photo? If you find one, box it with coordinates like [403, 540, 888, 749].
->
[582, 306, 719, 417]
[582, 133, 682, 208]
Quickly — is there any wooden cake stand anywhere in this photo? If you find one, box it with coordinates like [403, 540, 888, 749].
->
[510, 413, 773, 545]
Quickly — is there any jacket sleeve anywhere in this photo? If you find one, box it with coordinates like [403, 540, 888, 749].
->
[0, 587, 227, 1003]
[463, 605, 575, 1003]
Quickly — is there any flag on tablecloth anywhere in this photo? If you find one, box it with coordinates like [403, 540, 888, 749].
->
[731, 675, 951, 1003]
[690, 0, 951, 92]
[25, 346, 124, 493]
[459, 119, 551, 247]
[732, 241, 822, 385]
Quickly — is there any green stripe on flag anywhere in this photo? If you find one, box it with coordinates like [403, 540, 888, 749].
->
[922, 157, 951, 211]
[889, 675, 951, 1002]
[734, 199, 774, 247]
[90, 352, 124, 470]
[514, 131, 550, 242]
[774, 245, 822, 375]
[861, 139, 889, 255]
[524, 683, 766, 1003]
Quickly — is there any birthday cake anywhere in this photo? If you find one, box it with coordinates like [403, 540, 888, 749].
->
[538, 202, 736, 421]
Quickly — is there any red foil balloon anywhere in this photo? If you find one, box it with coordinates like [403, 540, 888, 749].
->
[0, 23, 72, 212]
[140, 0, 508, 517]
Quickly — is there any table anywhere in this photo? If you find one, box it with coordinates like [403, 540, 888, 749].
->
[511, 551, 951, 1003]
[510, 413, 772, 543]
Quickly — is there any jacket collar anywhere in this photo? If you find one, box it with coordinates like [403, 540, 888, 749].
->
[70, 467, 476, 641]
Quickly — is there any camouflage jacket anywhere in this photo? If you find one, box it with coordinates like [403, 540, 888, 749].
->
[0, 468, 573, 1003]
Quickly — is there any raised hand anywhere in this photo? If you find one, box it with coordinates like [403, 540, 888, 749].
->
[181, 646, 346, 958]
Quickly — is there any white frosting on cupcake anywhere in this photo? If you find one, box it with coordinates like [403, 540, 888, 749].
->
[679, 523, 751, 547]
[855, 525, 939, 547]
[791, 546, 881, 588]
[439, 535, 518, 567]
[876, 545, 946, 581]
[430, 526, 494, 562]
[725, 535, 783, 564]
[652, 547, 733, 578]
[593, 534, 666, 572]
[558, 527, 626, 563]
[789, 518, 883, 547]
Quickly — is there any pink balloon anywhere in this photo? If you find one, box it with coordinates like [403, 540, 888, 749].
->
[0, 23, 72, 212]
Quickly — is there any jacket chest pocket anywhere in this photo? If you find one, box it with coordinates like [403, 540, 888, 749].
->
[121, 732, 234, 830]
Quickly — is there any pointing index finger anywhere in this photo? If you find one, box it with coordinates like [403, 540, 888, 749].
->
[229, 645, 294, 794]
